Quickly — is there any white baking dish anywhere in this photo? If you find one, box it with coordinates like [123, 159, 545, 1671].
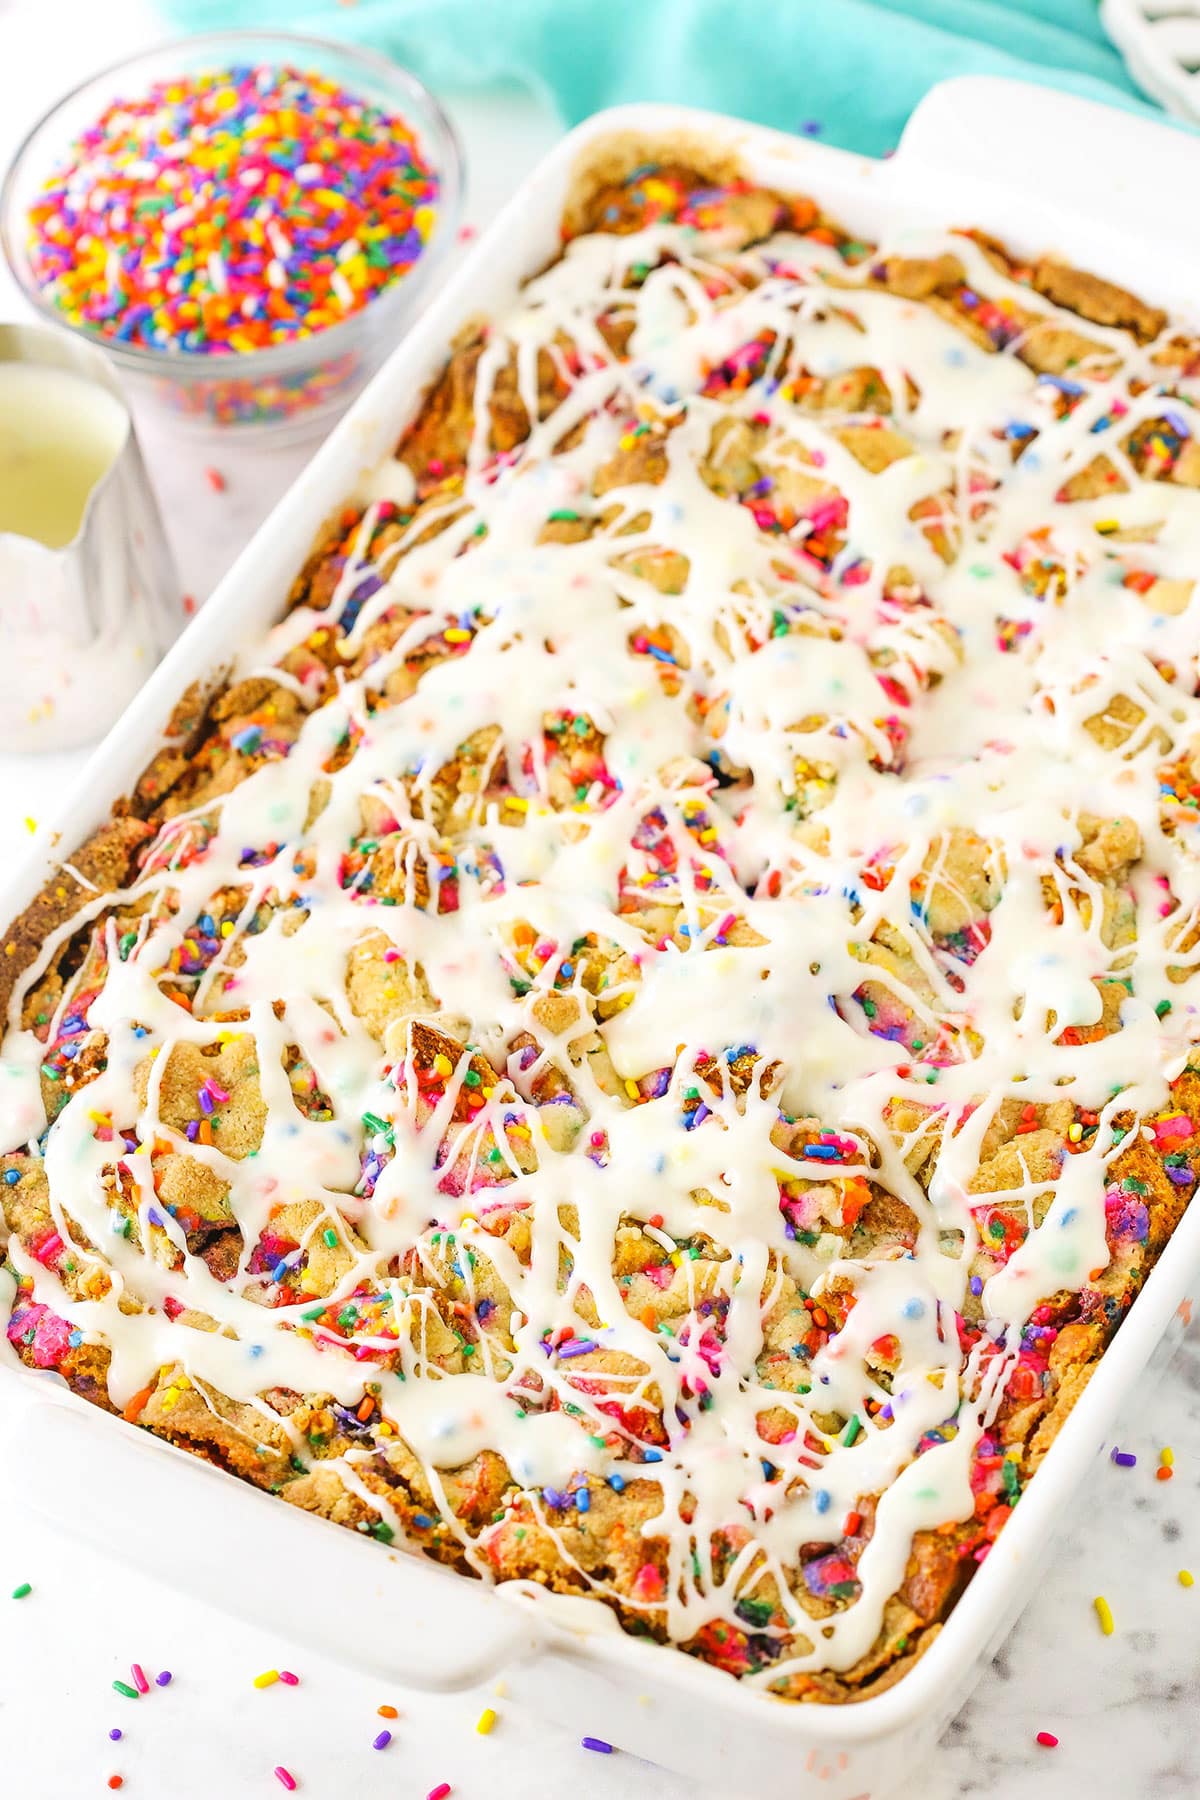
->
[3, 73, 1200, 1800]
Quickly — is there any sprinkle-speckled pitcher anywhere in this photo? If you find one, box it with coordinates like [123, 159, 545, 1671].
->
[0, 321, 181, 751]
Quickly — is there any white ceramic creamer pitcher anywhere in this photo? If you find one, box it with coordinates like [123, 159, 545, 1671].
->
[0, 321, 181, 751]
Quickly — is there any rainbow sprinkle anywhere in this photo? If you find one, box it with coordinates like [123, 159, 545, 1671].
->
[1093, 1595, 1115, 1636]
[26, 65, 440, 356]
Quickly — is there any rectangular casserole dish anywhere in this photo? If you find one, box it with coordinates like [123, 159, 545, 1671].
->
[3, 73, 1200, 1800]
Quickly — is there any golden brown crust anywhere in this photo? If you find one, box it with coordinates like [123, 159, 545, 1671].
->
[1030, 257, 1166, 344]
[0, 815, 153, 1019]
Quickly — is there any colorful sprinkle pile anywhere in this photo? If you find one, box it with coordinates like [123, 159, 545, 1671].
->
[26, 64, 440, 357]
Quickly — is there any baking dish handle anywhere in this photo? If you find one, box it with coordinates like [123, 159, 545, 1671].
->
[892, 74, 1200, 254]
[6, 1394, 546, 1691]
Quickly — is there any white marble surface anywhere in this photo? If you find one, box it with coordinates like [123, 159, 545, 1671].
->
[2, 5, 1200, 1797]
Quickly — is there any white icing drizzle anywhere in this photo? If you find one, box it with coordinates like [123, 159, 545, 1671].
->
[4, 186, 1200, 1688]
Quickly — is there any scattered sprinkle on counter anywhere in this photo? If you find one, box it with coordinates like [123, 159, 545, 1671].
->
[1093, 1595, 1115, 1636]
[25, 65, 440, 355]
[582, 1736, 614, 1753]
[1180, 1569, 1195, 1588]
[1159, 1447, 1175, 1480]
[427, 1784, 451, 1800]
[155, 1670, 173, 1687]
[254, 1670, 280, 1689]
[377, 1704, 398, 1719]
[130, 1664, 149, 1694]
[476, 1706, 498, 1735]
[108, 1730, 122, 1743]
[106, 1778, 123, 1792]
[274, 1769, 297, 1793]
[1035, 1731, 1059, 1748]
[112, 1680, 139, 1700]
[10, 1582, 31, 1599]
[1110, 1448, 1136, 1468]
[371, 1730, 391, 1751]
[204, 467, 226, 493]
[278, 1670, 300, 1686]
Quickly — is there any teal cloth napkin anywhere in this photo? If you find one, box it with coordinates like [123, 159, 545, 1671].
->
[158, 0, 1164, 159]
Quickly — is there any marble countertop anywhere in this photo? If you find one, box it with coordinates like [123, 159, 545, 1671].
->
[2, 6, 1199, 1796]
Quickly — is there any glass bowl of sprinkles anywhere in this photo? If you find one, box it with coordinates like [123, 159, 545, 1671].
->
[0, 32, 463, 438]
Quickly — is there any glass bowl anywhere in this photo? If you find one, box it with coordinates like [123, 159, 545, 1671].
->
[0, 31, 464, 443]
